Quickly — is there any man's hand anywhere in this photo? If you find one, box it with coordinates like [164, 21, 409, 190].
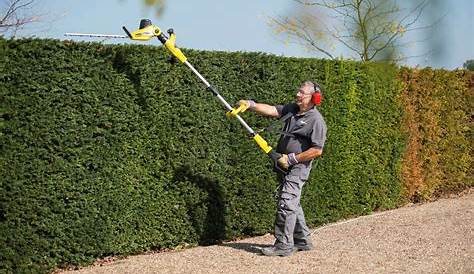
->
[277, 153, 298, 170]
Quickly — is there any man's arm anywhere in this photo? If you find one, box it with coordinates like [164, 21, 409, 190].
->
[278, 147, 322, 169]
[253, 103, 279, 118]
[294, 147, 322, 162]
[239, 100, 279, 118]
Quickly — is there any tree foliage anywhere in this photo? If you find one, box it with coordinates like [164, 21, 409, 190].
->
[0, 0, 42, 37]
[269, 0, 435, 62]
[463, 59, 474, 71]
[142, 0, 166, 16]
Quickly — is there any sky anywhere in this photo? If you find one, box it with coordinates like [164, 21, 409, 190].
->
[17, 0, 474, 69]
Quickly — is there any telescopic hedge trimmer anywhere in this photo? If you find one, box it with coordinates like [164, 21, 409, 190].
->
[65, 19, 287, 174]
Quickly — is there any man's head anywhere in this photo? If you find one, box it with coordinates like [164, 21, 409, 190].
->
[296, 81, 322, 111]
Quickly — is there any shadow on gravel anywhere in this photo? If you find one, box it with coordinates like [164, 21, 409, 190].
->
[219, 243, 271, 254]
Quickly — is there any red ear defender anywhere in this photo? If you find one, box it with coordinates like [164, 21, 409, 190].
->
[312, 92, 322, 106]
[311, 82, 323, 106]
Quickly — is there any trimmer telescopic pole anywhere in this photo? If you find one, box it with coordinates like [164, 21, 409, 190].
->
[183, 61, 255, 135]
[66, 19, 286, 174]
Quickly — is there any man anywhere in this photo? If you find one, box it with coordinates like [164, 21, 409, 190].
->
[239, 81, 327, 256]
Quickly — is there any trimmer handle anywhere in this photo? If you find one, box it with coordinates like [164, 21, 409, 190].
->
[268, 150, 288, 176]
[122, 26, 132, 39]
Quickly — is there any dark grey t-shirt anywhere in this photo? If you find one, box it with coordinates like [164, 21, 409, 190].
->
[275, 103, 327, 179]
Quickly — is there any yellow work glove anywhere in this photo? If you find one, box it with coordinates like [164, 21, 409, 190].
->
[277, 154, 289, 170]
[238, 100, 256, 110]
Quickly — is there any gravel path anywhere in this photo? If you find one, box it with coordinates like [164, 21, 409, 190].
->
[60, 190, 473, 274]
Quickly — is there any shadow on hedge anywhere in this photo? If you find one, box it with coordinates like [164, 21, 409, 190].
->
[171, 166, 226, 245]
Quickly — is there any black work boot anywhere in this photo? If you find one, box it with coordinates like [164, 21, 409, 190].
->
[261, 246, 295, 257]
[294, 240, 313, 251]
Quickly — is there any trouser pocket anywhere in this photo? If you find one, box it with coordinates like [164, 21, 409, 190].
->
[277, 175, 302, 212]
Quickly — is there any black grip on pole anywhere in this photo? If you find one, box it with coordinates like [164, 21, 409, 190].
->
[157, 33, 167, 44]
[268, 150, 288, 175]
[122, 26, 132, 39]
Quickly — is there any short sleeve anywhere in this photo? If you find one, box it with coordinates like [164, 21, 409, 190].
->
[310, 119, 327, 149]
[276, 103, 299, 118]
[275, 105, 284, 117]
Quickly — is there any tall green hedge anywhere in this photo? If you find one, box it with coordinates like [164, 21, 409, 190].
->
[0, 37, 455, 273]
[399, 68, 473, 201]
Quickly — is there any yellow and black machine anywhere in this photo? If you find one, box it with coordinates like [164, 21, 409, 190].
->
[65, 19, 286, 174]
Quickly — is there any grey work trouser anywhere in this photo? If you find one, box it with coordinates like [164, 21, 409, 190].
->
[274, 174, 311, 249]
